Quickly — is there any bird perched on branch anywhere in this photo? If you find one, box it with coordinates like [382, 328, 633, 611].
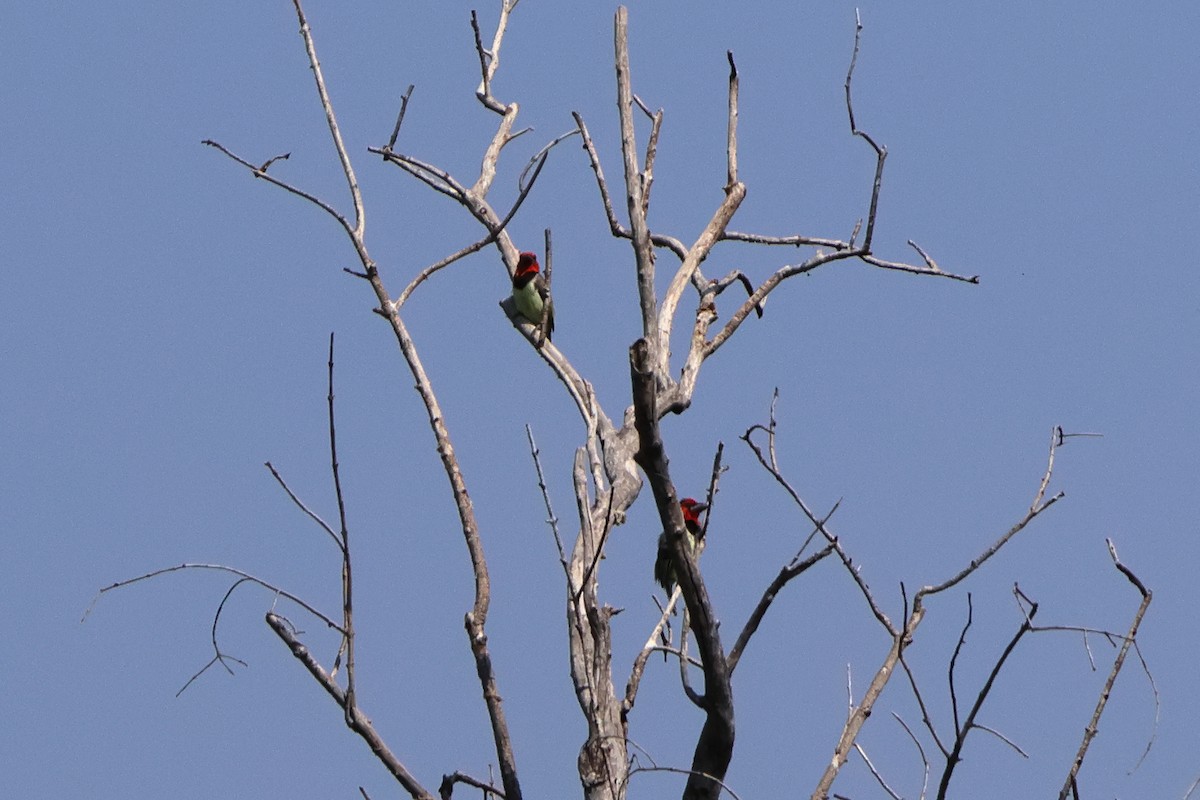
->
[654, 497, 709, 597]
[511, 251, 554, 343]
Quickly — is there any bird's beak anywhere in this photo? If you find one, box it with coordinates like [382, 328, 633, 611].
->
[693, 502, 709, 513]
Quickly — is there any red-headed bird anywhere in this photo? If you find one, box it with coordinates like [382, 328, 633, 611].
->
[511, 251, 554, 342]
[654, 497, 709, 597]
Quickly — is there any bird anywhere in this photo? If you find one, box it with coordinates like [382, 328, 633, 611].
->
[511, 251, 554, 343]
[654, 497, 709, 597]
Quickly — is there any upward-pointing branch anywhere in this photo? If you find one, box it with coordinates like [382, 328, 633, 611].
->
[614, 7, 658, 341]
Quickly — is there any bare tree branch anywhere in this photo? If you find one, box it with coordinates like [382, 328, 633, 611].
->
[630, 338, 733, 800]
[893, 712, 932, 800]
[725, 51, 738, 189]
[974, 724, 1029, 759]
[633, 95, 663, 217]
[439, 771, 505, 800]
[898, 653, 950, 759]
[182, 5, 1151, 800]
[937, 599, 1038, 800]
[267, 612, 436, 800]
[854, 741, 903, 800]
[385, 84, 415, 151]
[727, 541, 836, 674]
[676, 614, 704, 708]
[719, 229, 849, 249]
[614, 8, 658, 341]
[734, 406, 1070, 798]
[175, 578, 251, 697]
[813, 631, 912, 800]
[203, 139, 360, 242]
[213, 3, 527, 794]
[571, 111, 689, 261]
[264, 460, 342, 551]
[374, 149, 469, 200]
[1058, 540, 1153, 799]
[287, 0, 365, 238]
[741, 399, 896, 634]
[389, 142, 555, 308]
[843, 8, 883, 252]
[472, 2, 518, 114]
[861, 250, 979, 284]
[325, 333, 359, 723]
[526, 425, 568, 572]
[922, 426, 1065, 597]
[947, 593, 974, 734]
[85, 563, 344, 633]
[625, 763, 745, 800]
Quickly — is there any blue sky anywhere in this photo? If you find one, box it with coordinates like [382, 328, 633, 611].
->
[3, 2, 1198, 798]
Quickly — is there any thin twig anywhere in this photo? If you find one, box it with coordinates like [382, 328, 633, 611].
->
[518, 129, 579, 193]
[526, 425, 567, 570]
[175, 578, 251, 696]
[741, 399, 895, 634]
[267, 613, 435, 800]
[947, 593, 974, 734]
[676, 611, 703, 708]
[937, 601, 1038, 800]
[472, 2, 517, 114]
[893, 712, 931, 800]
[264, 461, 342, 551]
[861, 253, 979, 283]
[898, 652, 949, 758]
[1058, 540, 1153, 799]
[854, 742, 903, 800]
[84, 563, 344, 633]
[439, 771, 506, 800]
[624, 764, 745, 800]
[843, 8, 884, 251]
[728, 540, 836, 674]
[390, 143, 551, 308]
[535, 229, 553, 346]
[573, 487, 616, 605]
[292, 0, 364, 239]
[386, 84, 416, 151]
[373, 149, 468, 200]
[922, 427, 1065, 597]
[725, 50, 739, 190]
[326, 333, 358, 722]
[631, 95, 663, 217]
[614, 8, 658, 341]
[572, 111, 690, 260]
[974, 724, 1029, 758]
[203, 139, 358, 242]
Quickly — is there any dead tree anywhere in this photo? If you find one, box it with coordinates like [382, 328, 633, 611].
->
[91, 3, 1153, 799]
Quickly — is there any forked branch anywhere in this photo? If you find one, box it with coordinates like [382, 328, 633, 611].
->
[203, 2, 526, 796]
[587, 8, 975, 412]
[289, 0, 363, 238]
[737, 397, 1074, 798]
[937, 598, 1039, 799]
[920, 427, 1065, 600]
[614, 7, 658, 340]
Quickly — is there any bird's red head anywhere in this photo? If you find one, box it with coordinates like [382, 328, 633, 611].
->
[516, 251, 540, 277]
[679, 497, 709, 533]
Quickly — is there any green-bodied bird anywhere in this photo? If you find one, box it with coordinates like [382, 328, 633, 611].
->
[654, 497, 709, 597]
[511, 251, 554, 342]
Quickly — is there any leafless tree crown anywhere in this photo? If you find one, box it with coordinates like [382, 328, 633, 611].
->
[90, 4, 1156, 800]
